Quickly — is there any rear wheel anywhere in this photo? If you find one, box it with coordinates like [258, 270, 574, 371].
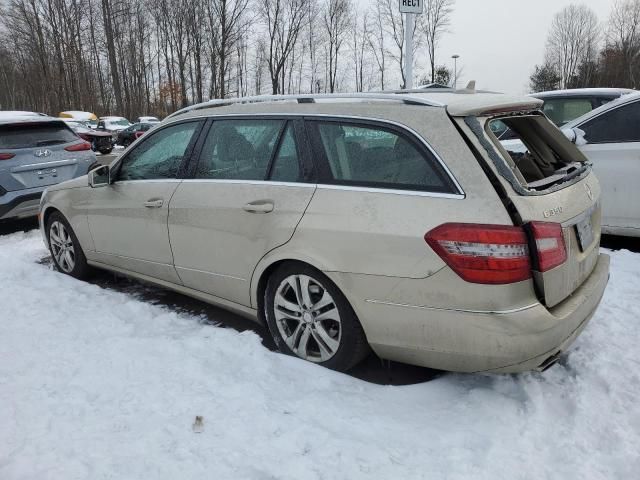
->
[98, 147, 112, 155]
[265, 263, 369, 371]
[46, 212, 92, 280]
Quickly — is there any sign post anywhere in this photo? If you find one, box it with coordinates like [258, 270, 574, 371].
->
[399, 0, 424, 90]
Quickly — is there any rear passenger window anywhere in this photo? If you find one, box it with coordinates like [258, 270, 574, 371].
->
[196, 120, 284, 180]
[311, 121, 455, 193]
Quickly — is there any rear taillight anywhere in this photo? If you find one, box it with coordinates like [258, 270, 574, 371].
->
[425, 222, 567, 285]
[528, 221, 567, 272]
[425, 223, 531, 284]
[0, 153, 15, 160]
[65, 141, 91, 152]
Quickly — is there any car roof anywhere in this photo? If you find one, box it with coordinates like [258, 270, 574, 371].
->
[167, 91, 542, 121]
[0, 115, 65, 126]
[531, 88, 635, 99]
[564, 91, 640, 128]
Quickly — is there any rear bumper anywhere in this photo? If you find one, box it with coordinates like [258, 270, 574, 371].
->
[0, 187, 45, 220]
[344, 253, 610, 373]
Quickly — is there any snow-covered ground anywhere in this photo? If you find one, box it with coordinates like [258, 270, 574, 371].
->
[1, 231, 639, 480]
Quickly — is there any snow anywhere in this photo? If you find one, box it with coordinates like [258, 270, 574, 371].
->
[1, 231, 640, 479]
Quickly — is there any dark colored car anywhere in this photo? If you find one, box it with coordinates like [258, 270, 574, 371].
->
[116, 123, 154, 147]
[64, 120, 113, 155]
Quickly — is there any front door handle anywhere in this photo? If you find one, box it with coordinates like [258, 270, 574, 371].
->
[242, 200, 274, 214]
[144, 199, 164, 208]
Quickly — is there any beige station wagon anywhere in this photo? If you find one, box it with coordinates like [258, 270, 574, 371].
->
[39, 92, 610, 373]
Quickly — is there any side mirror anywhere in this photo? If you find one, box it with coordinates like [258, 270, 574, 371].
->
[562, 127, 587, 146]
[88, 165, 110, 188]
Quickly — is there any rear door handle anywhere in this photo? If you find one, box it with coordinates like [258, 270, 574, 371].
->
[242, 201, 274, 214]
[144, 199, 164, 208]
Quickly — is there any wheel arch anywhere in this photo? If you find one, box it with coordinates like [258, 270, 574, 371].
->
[251, 252, 339, 323]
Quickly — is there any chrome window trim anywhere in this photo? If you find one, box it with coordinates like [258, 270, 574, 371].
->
[112, 179, 183, 185]
[168, 112, 466, 198]
[316, 184, 464, 199]
[365, 299, 540, 315]
[180, 179, 315, 188]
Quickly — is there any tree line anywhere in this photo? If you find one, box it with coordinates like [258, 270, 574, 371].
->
[531, 0, 640, 92]
[0, 0, 455, 119]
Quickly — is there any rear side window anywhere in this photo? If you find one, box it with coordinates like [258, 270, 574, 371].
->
[542, 98, 593, 126]
[195, 119, 285, 180]
[309, 121, 456, 193]
[0, 122, 78, 149]
[581, 101, 640, 144]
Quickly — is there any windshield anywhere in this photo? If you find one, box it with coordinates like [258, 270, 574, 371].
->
[106, 119, 130, 127]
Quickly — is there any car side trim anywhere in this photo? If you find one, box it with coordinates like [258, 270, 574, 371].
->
[316, 184, 464, 199]
[364, 299, 540, 315]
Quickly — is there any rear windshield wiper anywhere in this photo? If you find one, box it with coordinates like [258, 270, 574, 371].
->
[36, 139, 66, 146]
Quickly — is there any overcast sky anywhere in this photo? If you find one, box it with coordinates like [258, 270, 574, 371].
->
[430, 0, 614, 94]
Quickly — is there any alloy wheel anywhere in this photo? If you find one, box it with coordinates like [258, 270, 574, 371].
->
[274, 274, 342, 362]
[49, 221, 76, 273]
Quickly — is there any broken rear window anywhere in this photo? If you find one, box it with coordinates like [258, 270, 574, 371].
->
[487, 115, 588, 191]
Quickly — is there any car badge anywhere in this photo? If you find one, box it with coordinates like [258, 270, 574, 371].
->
[34, 149, 52, 158]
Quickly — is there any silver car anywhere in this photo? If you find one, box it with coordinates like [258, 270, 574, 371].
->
[0, 115, 96, 221]
[39, 93, 609, 373]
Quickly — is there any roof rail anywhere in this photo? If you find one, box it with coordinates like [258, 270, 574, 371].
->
[167, 92, 444, 119]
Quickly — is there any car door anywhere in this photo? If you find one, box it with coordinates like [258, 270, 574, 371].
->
[578, 99, 640, 233]
[168, 118, 316, 307]
[86, 120, 204, 283]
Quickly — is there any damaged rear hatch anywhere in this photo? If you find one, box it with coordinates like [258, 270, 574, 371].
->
[450, 96, 601, 308]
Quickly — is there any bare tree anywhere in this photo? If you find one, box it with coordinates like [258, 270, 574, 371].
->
[258, 0, 309, 94]
[422, 0, 454, 83]
[607, 0, 640, 86]
[323, 0, 351, 92]
[352, 12, 369, 92]
[545, 4, 600, 89]
[367, 2, 387, 90]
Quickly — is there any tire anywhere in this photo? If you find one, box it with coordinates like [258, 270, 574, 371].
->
[46, 211, 92, 280]
[98, 147, 112, 155]
[265, 262, 370, 372]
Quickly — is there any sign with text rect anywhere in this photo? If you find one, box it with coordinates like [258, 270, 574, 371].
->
[399, 0, 423, 14]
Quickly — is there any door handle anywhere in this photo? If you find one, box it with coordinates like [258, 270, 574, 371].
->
[144, 199, 164, 208]
[242, 200, 274, 214]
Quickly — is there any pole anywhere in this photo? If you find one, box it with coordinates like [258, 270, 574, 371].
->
[404, 13, 414, 89]
[452, 54, 460, 89]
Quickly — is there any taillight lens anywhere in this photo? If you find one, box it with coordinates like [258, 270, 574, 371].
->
[65, 141, 92, 152]
[425, 221, 568, 285]
[425, 223, 532, 284]
[0, 153, 15, 160]
[529, 221, 567, 272]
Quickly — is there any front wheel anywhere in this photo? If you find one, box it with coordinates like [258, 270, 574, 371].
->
[265, 263, 370, 371]
[46, 212, 92, 280]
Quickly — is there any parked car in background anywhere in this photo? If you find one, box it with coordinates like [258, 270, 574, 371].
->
[116, 122, 154, 147]
[1, 115, 95, 221]
[63, 120, 113, 155]
[40, 92, 608, 375]
[135, 116, 160, 124]
[58, 111, 98, 129]
[97, 116, 131, 144]
[561, 91, 640, 237]
[491, 88, 634, 139]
